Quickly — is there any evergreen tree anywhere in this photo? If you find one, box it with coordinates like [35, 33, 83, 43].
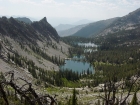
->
[0, 72, 5, 81]
[130, 91, 138, 105]
[7, 52, 10, 61]
[0, 43, 2, 55]
[72, 88, 78, 105]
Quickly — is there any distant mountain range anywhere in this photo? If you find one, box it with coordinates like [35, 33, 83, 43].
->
[15, 17, 32, 24]
[97, 8, 140, 37]
[55, 24, 76, 31]
[55, 19, 92, 37]
[71, 18, 118, 37]
[72, 19, 92, 25]
[57, 24, 87, 37]
[71, 8, 140, 38]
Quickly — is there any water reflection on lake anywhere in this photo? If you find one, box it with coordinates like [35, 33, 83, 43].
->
[78, 42, 98, 53]
[78, 42, 98, 47]
[84, 49, 97, 53]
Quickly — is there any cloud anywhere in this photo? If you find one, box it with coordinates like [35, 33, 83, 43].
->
[1, 0, 140, 23]
[9, 0, 31, 3]
[132, 0, 140, 5]
[41, 0, 55, 3]
[9, 0, 39, 5]
[41, 0, 65, 6]
[76, 0, 118, 11]
[118, 0, 140, 6]
[0, 6, 4, 10]
[8, 0, 65, 5]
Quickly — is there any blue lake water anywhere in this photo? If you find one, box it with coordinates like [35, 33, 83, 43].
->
[60, 59, 94, 74]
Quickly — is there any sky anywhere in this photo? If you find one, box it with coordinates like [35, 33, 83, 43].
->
[0, 0, 140, 26]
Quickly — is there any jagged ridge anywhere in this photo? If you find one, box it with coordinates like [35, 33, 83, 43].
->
[0, 16, 59, 43]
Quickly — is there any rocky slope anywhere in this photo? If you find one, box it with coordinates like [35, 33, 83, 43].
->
[97, 8, 140, 37]
[0, 16, 69, 80]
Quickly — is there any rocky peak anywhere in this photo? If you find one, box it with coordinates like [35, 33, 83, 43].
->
[38, 17, 48, 26]
[0, 16, 8, 22]
[31, 17, 59, 41]
[1, 16, 7, 20]
[40, 17, 47, 22]
[9, 17, 14, 20]
[9, 17, 17, 23]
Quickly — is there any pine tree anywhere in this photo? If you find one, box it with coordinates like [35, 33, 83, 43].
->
[72, 88, 78, 105]
[130, 92, 138, 105]
[0, 43, 2, 56]
[7, 52, 10, 61]
[0, 72, 5, 81]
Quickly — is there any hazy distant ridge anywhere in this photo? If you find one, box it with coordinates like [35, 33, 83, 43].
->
[72, 18, 118, 37]
[55, 24, 76, 31]
[15, 17, 32, 24]
[58, 24, 87, 37]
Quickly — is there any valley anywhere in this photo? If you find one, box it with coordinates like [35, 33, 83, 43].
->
[1, 7, 140, 105]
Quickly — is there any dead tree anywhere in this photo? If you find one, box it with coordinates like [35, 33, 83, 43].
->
[0, 71, 57, 105]
[98, 75, 140, 105]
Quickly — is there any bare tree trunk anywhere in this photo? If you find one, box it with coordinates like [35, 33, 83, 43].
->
[0, 71, 58, 105]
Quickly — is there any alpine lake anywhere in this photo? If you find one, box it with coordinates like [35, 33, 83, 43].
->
[60, 42, 97, 74]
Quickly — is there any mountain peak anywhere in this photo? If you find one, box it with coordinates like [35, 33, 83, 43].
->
[9, 17, 15, 21]
[1, 16, 7, 20]
[40, 17, 47, 22]
[31, 17, 59, 41]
